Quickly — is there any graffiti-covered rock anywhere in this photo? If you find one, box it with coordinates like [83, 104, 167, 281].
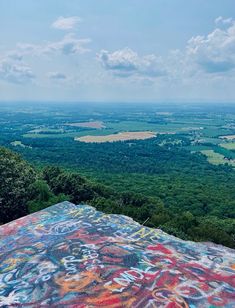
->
[0, 201, 234, 307]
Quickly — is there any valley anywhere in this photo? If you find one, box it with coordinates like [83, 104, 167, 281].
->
[0, 102, 234, 247]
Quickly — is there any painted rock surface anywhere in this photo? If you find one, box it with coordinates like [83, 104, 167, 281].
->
[0, 201, 234, 307]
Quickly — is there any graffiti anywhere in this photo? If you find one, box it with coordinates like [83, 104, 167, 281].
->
[0, 201, 234, 307]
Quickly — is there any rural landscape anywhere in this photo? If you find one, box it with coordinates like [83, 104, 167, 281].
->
[2, 102, 235, 166]
[1, 102, 235, 248]
[1, 1, 235, 306]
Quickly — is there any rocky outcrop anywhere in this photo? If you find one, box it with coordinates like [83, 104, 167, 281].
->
[0, 202, 234, 307]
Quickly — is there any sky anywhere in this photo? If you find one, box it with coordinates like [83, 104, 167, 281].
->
[0, 0, 235, 103]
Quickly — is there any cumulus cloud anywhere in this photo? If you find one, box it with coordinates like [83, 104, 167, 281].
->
[215, 16, 233, 26]
[44, 34, 91, 55]
[97, 48, 166, 78]
[17, 34, 91, 57]
[186, 19, 235, 74]
[97, 18, 235, 81]
[48, 72, 67, 80]
[0, 57, 35, 84]
[52, 16, 82, 30]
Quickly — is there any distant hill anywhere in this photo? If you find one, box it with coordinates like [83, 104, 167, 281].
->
[0, 201, 234, 307]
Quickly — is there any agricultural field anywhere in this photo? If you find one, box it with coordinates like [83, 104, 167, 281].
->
[66, 121, 105, 129]
[220, 142, 235, 150]
[201, 150, 235, 167]
[0, 102, 234, 164]
[75, 131, 156, 143]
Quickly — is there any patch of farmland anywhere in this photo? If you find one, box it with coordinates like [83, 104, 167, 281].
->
[201, 150, 235, 167]
[75, 131, 156, 143]
[28, 128, 65, 134]
[220, 142, 235, 150]
[66, 121, 105, 129]
[106, 121, 202, 133]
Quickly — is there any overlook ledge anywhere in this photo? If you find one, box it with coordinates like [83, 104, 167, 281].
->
[0, 201, 234, 307]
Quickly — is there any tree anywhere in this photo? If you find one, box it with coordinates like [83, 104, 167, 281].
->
[0, 147, 37, 223]
[27, 180, 67, 213]
[43, 168, 95, 204]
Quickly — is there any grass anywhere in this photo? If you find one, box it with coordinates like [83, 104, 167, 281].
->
[199, 137, 222, 145]
[108, 121, 202, 133]
[184, 145, 212, 152]
[220, 143, 235, 150]
[23, 129, 118, 139]
[201, 150, 235, 167]
[66, 121, 105, 129]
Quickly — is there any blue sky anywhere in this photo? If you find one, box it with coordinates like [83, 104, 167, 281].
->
[0, 0, 235, 102]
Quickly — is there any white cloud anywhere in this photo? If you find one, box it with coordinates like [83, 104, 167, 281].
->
[52, 16, 82, 30]
[215, 16, 233, 26]
[97, 48, 166, 78]
[98, 18, 235, 81]
[45, 34, 91, 55]
[0, 57, 35, 84]
[186, 19, 235, 74]
[18, 34, 91, 56]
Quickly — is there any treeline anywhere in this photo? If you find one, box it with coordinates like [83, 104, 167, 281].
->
[0, 147, 234, 248]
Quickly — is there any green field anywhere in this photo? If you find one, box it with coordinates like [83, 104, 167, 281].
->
[23, 120, 206, 139]
[201, 150, 235, 167]
[220, 142, 235, 150]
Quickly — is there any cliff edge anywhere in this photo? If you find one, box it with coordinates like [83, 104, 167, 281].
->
[0, 201, 234, 307]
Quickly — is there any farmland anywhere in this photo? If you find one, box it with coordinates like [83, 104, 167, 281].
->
[66, 121, 105, 129]
[75, 131, 156, 143]
[220, 142, 235, 150]
[201, 150, 226, 165]
[201, 150, 235, 167]
[0, 102, 234, 167]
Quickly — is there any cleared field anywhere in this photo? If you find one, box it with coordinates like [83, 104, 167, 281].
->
[107, 121, 202, 133]
[220, 135, 235, 140]
[201, 150, 225, 165]
[66, 121, 105, 129]
[28, 128, 65, 134]
[199, 137, 222, 145]
[220, 142, 235, 150]
[23, 129, 117, 139]
[201, 150, 235, 167]
[75, 131, 156, 143]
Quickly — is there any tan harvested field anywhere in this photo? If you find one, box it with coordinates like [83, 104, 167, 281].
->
[220, 135, 235, 140]
[75, 131, 156, 143]
[66, 121, 105, 129]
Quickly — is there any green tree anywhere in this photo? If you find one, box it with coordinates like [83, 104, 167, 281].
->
[0, 147, 36, 223]
[27, 179, 68, 213]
